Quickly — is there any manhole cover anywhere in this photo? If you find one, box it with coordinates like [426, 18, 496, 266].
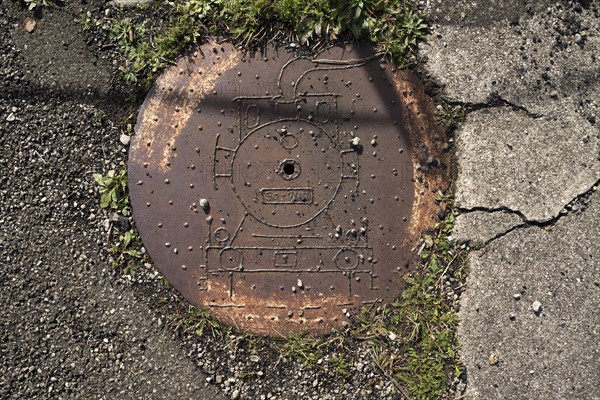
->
[129, 42, 448, 336]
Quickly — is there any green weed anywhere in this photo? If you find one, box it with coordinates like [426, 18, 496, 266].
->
[22, 0, 53, 10]
[329, 353, 352, 379]
[105, 0, 428, 84]
[75, 11, 100, 31]
[274, 331, 326, 367]
[94, 168, 144, 276]
[436, 103, 466, 129]
[93, 169, 129, 216]
[172, 305, 226, 337]
[387, 207, 466, 398]
[107, 229, 144, 276]
[107, 6, 203, 85]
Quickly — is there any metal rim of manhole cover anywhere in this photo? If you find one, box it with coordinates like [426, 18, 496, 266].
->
[129, 42, 449, 336]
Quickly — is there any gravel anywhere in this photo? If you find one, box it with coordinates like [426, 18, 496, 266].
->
[0, 2, 440, 399]
[119, 134, 130, 146]
[0, 2, 224, 399]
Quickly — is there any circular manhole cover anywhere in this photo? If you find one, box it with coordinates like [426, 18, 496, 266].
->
[129, 42, 448, 336]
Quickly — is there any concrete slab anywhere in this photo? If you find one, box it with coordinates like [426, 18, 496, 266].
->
[454, 107, 600, 221]
[453, 210, 523, 245]
[420, 2, 600, 123]
[418, 2, 600, 398]
[458, 189, 600, 400]
[423, 0, 532, 27]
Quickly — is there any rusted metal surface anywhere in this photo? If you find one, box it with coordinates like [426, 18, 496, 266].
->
[129, 42, 449, 336]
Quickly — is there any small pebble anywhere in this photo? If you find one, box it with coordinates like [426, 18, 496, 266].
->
[532, 301, 542, 313]
[24, 17, 36, 33]
[488, 352, 499, 366]
[199, 198, 210, 211]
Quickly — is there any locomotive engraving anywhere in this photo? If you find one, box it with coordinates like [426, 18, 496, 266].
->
[200, 58, 380, 297]
[128, 42, 435, 335]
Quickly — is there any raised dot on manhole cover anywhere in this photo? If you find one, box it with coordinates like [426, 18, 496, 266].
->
[129, 42, 449, 336]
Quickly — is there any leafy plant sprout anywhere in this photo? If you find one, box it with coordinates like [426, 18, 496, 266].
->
[96, 0, 428, 85]
[22, 0, 52, 11]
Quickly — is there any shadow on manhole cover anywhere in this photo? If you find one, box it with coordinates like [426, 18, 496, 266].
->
[129, 42, 449, 336]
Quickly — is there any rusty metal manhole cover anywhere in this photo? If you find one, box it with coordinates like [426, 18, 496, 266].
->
[129, 42, 448, 336]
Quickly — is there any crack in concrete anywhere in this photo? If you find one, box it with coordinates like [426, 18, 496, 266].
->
[458, 175, 600, 246]
[449, 91, 600, 246]
[481, 221, 527, 247]
[447, 93, 544, 119]
[458, 205, 527, 222]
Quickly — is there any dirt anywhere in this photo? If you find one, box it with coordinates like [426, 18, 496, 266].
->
[0, 1, 224, 399]
[1, 1, 454, 400]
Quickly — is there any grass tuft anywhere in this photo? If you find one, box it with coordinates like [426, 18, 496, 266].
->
[165, 197, 467, 398]
[98, 0, 428, 85]
[93, 167, 146, 276]
[19, 0, 54, 10]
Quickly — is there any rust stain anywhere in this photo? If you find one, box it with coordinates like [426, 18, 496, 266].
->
[392, 70, 451, 246]
[133, 42, 239, 172]
[196, 279, 357, 336]
[129, 43, 450, 337]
